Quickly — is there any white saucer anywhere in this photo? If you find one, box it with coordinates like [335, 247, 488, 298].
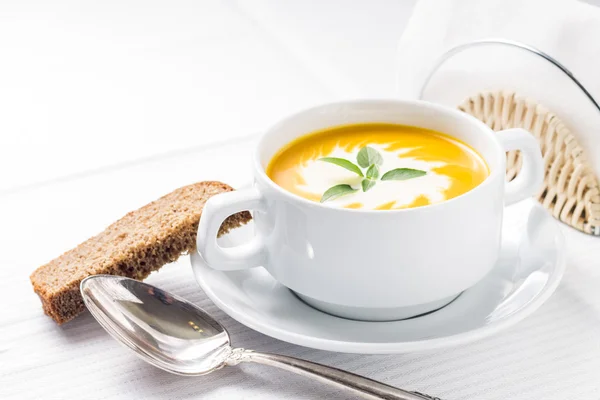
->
[190, 202, 565, 354]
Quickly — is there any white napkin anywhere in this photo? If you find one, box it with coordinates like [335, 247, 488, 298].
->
[395, 0, 600, 178]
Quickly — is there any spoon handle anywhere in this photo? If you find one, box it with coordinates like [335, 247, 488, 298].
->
[228, 349, 441, 400]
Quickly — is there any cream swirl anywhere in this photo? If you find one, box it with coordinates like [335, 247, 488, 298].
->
[297, 144, 450, 209]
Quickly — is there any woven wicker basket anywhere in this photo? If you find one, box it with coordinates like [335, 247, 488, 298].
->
[459, 91, 600, 235]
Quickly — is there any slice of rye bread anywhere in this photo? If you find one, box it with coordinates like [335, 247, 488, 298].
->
[30, 181, 251, 325]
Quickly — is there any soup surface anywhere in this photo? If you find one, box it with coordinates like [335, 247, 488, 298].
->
[266, 123, 489, 210]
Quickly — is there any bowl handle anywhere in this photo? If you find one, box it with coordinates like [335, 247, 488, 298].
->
[197, 187, 266, 271]
[497, 128, 544, 205]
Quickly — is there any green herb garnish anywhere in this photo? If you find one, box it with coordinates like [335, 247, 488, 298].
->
[319, 157, 363, 177]
[320, 184, 358, 203]
[381, 168, 427, 181]
[366, 164, 379, 180]
[318, 146, 426, 202]
[361, 178, 376, 192]
[357, 146, 383, 168]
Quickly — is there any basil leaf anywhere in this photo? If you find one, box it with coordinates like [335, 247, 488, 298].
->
[320, 184, 358, 202]
[357, 146, 383, 168]
[319, 157, 364, 177]
[366, 164, 379, 180]
[361, 178, 376, 192]
[381, 168, 427, 181]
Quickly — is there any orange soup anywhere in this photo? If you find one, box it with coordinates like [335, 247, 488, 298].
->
[266, 123, 489, 210]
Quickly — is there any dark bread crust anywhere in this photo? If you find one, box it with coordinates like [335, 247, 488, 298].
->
[30, 181, 251, 324]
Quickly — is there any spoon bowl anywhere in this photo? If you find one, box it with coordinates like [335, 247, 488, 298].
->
[81, 275, 230, 375]
[80, 275, 438, 400]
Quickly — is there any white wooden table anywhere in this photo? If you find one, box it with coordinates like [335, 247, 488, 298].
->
[2, 2, 600, 399]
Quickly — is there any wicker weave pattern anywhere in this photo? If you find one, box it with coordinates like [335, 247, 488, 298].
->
[459, 91, 600, 235]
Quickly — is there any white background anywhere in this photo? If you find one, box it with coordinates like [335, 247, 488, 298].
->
[0, 0, 415, 193]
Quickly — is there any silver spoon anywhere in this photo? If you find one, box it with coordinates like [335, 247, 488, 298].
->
[80, 275, 440, 400]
